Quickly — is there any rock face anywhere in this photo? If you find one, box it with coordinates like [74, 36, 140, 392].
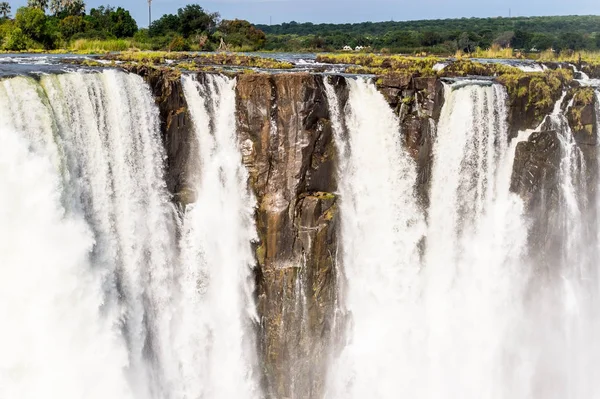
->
[510, 89, 599, 272]
[125, 65, 197, 207]
[236, 73, 339, 399]
[376, 74, 444, 208]
[511, 129, 563, 269]
[128, 65, 599, 398]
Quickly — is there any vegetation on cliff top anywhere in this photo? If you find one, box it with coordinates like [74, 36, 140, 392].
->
[101, 51, 294, 70]
[259, 16, 600, 54]
[0, 1, 267, 52]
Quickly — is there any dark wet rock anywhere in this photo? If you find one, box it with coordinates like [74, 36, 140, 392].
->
[123, 65, 196, 207]
[236, 73, 338, 399]
[511, 129, 562, 269]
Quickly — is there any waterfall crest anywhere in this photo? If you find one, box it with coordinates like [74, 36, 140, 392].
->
[0, 70, 259, 399]
[324, 77, 426, 398]
[177, 73, 260, 398]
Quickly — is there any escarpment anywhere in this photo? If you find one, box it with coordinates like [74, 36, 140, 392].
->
[235, 73, 339, 399]
[127, 65, 599, 398]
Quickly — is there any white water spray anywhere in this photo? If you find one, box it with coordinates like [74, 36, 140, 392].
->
[0, 78, 135, 399]
[324, 77, 426, 398]
[178, 73, 260, 399]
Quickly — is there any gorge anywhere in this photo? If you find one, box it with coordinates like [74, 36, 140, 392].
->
[1, 57, 600, 399]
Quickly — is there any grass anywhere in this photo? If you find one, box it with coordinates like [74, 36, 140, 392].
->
[68, 39, 153, 53]
[316, 53, 441, 76]
[537, 49, 600, 64]
[99, 50, 294, 70]
[470, 45, 524, 59]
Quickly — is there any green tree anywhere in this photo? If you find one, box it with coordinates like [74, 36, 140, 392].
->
[0, 2, 11, 18]
[59, 14, 85, 39]
[530, 33, 555, 50]
[177, 4, 218, 38]
[52, 0, 84, 16]
[16, 6, 46, 41]
[218, 19, 266, 50]
[558, 32, 586, 50]
[511, 29, 533, 50]
[148, 13, 179, 37]
[86, 5, 136, 38]
[109, 7, 136, 37]
[494, 31, 515, 48]
[421, 31, 443, 46]
[4, 26, 28, 50]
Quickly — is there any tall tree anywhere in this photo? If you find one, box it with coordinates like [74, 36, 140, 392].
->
[49, 0, 63, 15]
[0, 2, 11, 18]
[27, 0, 48, 12]
[50, 0, 84, 16]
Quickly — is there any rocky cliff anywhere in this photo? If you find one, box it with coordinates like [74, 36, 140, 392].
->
[127, 65, 598, 398]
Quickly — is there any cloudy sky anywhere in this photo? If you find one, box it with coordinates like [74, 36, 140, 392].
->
[7, 0, 599, 27]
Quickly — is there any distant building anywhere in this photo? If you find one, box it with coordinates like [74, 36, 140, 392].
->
[355, 46, 365, 51]
[343, 45, 352, 51]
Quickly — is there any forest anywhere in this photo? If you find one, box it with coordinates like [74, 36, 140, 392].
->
[0, 0, 597, 55]
[0, 0, 265, 51]
[257, 16, 600, 53]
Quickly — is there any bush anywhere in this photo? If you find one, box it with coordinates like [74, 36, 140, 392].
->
[15, 6, 46, 41]
[3, 26, 28, 50]
[168, 35, 189, 51]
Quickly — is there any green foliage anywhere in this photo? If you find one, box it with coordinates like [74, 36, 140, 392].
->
[4, 26, 28, 50]
[16, 7, 45, 41]
[573, 87, 595, 106]
[178, 5, 218, 38]
[168, 35, 188, 51]
[257, 16, 600, 53]
[86, 6, 137, 38]
[59, 15, 85, 39]
[217, 19, 266, 51]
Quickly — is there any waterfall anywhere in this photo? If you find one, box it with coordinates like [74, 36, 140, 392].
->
[0, 71, 170, 398]
[325, 79, 529, 398]
[324, 77, 426, 398]
[424, 82, 530, 399]
[177, 73, 259, 398]
[0, 70, 259, 398]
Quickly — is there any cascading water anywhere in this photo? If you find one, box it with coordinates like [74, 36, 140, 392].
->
[0, 70, 172, 398]
[177, 73, 259, 398]
[326, 79, 530, 398]
[0, 93, 134, 399]
[2, 62, 600, 399]
[0, 70, 259, 398]
[424, 82, 530, 399]
[324, 77, 426, 398]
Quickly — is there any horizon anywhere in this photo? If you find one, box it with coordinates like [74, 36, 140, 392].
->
[4, 0, 599, 28]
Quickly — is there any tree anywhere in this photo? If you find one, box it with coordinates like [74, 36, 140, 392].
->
[87, 5, 136, 38]
[4, 26, 28, 50]
[218, 19, 266, 50]
[49, 0, 60, 15]
[494, 31, 515, 48]
[59, 14, 85, 38]
[0, 2, 11, 18]
[55, 0, 85, 17]
[177, 4, 218, 38]
[16, 6, 46, 41]
[110, 7, 137, 37]
[530, 33, 554, 50]
[27, 0, 48, 12]
[458, 31, 475, 53]
[421, 31, 443, 46]
[148, 13, 179, 37]
[511, 29, 533, 50]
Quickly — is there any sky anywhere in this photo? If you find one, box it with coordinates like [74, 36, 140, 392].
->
[8, 0, 600, 27]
